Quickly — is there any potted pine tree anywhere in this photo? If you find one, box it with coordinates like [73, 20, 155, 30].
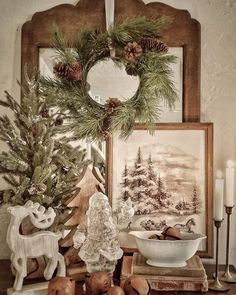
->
[0, 73, 89, 278]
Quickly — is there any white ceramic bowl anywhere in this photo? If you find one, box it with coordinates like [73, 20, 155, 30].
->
[129, 230, 206, 268]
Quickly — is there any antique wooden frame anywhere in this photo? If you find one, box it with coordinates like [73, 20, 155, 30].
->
[21, 0, 201, 122]
[106, 123, 213, 258]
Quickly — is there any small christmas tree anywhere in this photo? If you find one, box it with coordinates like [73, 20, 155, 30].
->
[0, 74, 88, 209]
[0, 74, 89, 278]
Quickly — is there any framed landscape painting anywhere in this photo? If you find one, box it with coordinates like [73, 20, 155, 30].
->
[107, 123, 213, 257]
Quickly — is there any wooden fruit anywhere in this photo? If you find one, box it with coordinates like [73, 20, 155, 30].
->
[48, 276, 75, 295]
[106, 286, 125, 295]
[123, 276, 151, 295]
[162, 226, 181, 240]
[85, 271, 111, 295]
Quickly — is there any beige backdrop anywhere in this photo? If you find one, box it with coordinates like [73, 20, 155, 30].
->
[0, 0, 235, 266]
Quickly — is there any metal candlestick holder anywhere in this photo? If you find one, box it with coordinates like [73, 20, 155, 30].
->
[208, 219, 230, 292]
[218, 206, 236, 283]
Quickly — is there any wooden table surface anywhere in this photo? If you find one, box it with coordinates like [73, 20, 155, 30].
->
[1, 260, 236, 295]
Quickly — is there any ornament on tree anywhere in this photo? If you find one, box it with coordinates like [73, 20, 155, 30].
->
[53, 62, 83, 81]
[40, 108, 49, 118]
[73, 192, 123, 273]
[139, 37, 168, 53]
[104, 98, 121, 114]
[124, 42, 143, 63]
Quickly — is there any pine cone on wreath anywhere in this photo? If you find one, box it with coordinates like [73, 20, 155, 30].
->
[125, 63, 139, 76]
[53, 62, 71, 80]
[53, 62, 83, 81]
[100, 115, 113, 139]
[68, 62, 83, 81]
[124, 42, 143, 63]
[104, 98, 121, 114]
[139, 37, 168, 53]
[101, 130, 110, 139]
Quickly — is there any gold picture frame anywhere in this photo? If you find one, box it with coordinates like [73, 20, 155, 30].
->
[107, 123, 213, 258]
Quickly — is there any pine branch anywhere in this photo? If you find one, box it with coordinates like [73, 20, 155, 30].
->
[52, 29, 77, 64]
[110, 17, 168, 46]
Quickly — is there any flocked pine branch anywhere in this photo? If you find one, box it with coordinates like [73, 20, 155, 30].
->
[0, 74, 89, 208]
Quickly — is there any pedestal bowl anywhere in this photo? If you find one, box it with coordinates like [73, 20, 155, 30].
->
[129, 230, 206, 267]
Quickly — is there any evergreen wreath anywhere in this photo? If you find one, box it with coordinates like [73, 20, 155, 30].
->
[41, 17, 178, 140]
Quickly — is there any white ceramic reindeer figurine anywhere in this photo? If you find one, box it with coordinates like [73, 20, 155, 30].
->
[7, 200, 65, 291]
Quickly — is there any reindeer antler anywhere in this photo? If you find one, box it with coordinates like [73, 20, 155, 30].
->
[27, 202, 56, 229]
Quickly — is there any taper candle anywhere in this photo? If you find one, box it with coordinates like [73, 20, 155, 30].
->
[225, 160, 235, 207]
[214, 170, 224, 221]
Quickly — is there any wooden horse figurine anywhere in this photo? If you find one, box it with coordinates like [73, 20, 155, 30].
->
[7, 200, 65, 291]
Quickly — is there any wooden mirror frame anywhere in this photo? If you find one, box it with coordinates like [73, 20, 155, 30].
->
[22, 0, 201, 122]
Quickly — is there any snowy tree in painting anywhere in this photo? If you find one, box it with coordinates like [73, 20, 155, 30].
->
[120, 164, 132, 201]
[120, 148, 171, 215]
[191, 183, 201, 214]
[130, 147, 148, 203]
[120, 147, 202, 218]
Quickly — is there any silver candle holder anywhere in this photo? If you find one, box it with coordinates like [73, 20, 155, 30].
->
[208, 219, 230, 292]
[218, 206, 236, 283]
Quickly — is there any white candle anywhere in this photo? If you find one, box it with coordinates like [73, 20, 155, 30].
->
[225, 160, 235, 207]
[214, 170, 224, 221]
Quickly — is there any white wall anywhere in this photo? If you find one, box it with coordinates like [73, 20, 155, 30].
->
[0, 0, 236, 266]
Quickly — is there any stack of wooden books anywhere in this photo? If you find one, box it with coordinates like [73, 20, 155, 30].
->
[121, 254, 208, 292]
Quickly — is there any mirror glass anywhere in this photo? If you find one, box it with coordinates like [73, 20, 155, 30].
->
[87, 58, 140, 104]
